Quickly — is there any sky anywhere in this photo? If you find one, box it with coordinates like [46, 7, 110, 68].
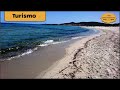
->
[0, 11, 119, 24]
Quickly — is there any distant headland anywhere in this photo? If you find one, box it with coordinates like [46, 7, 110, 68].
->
[42, 22, 120, 26]
[1, 22, 120, 26]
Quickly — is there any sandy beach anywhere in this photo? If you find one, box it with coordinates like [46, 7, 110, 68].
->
[39, 26, 120, 79]
[0, 26, 119, 79]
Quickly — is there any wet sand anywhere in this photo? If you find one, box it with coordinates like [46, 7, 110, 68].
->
[0, 42, 65, 78]
[0, 38, 81, 79]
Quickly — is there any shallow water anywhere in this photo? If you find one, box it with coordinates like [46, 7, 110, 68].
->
[0, 23, 99, 60]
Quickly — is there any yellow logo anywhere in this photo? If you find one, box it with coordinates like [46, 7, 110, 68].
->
[5, 11, 46, 22]
[101, 12, 116, 24]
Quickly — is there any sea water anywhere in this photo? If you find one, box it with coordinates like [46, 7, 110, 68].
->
[0, 23, 99, 60]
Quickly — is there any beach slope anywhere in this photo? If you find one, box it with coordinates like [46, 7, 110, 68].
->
[39, 26, 120, 79]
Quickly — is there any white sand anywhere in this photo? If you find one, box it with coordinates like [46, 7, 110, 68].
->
[37, 26, 119, 79]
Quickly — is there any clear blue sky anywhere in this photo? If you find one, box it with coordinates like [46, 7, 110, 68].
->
[0, 11, 119, 24]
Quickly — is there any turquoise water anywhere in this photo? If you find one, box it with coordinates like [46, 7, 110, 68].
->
[0, 23, 99, 60]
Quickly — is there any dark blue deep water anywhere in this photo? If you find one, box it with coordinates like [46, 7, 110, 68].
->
[0, 23, 99, 60]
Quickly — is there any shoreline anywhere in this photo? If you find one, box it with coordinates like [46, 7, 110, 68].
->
[36, 27, 103, 78]
[40, 26, 119, 79]
[0, 36, 83, 79]
[0, 26, 119, 79]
